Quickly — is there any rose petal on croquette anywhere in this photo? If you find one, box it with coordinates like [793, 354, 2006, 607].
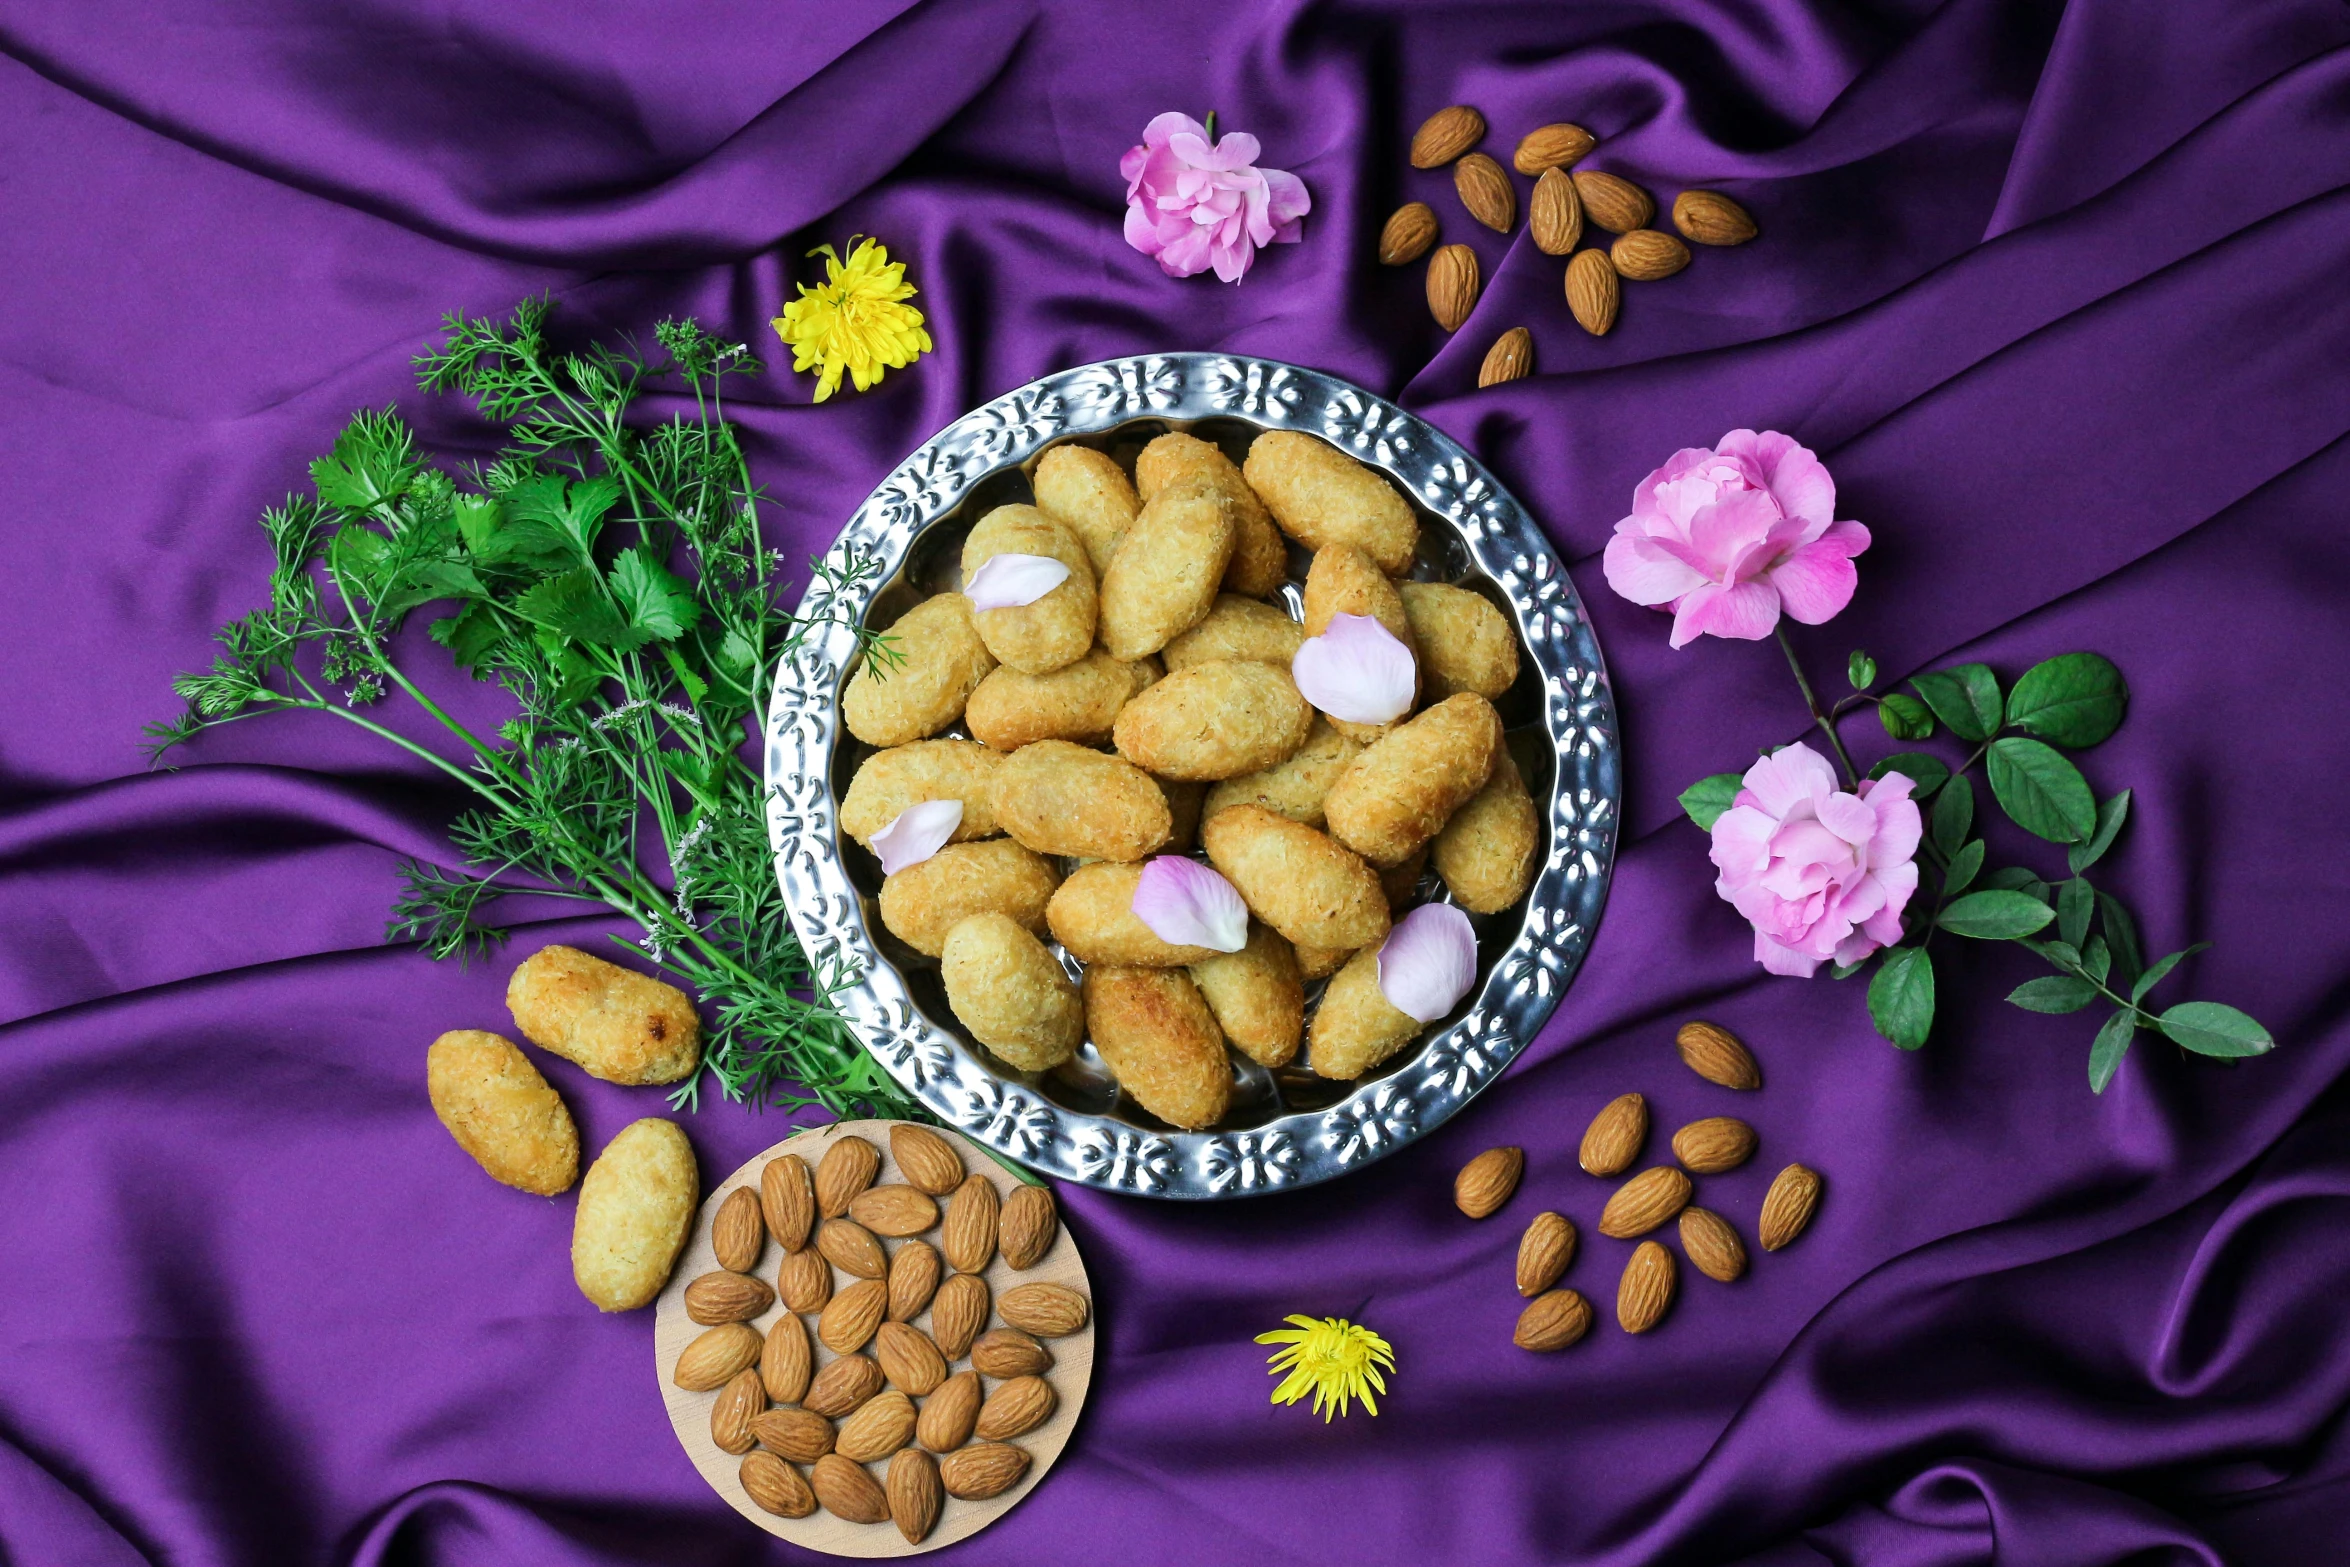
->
[1131, 855, 1249, 952]
[965, 552, 1072, 610]
[1292, 612, 1415, 724]
[1376, 902, 1478, 1022]
[872, 799, 965, 874]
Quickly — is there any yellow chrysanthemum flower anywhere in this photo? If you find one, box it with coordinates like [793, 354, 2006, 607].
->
[771, 236, 933, 402]
[1256, 1313, 1395, 1421]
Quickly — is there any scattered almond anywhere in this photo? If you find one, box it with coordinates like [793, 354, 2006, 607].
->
[1516, 1210, 1576, 1296]
[814, 1135, 880, 1217]
[1000, 1183, 1059, 1270]
[874, 1320, 949, 1396]
[1514, 1287, 1593, 1351]
[817, 1217, 886, 1280]
[1000, 1281, 1090, 1338]
[888, 1448, 944, 1545]
[1759, 1163, 1822, 1251]
[1478, 328, 1533, 389]
[684, 1268, 774, 1326]
[1610, 228, 1690, 281]
[941, 1441, 1032, 1501]
[674, 1321, 763, 1392]
[741, 1450, 816, 1519]
[1672, 189, 1758, 246]
[890, 1124, 965, 1196]
[835, 1388, 918, 1464]
[818, 1277, 889, 1355]
[751, 1405, 837, 1463]
[777, 1246, 833, 1313]
[1565, 249, 1620, 336]
[887, 1238, 942, 1322]
[1676, 1020, 1762, 1089]
[1529, 167, 1583, 255]
[759, 1310, 812, 1404]
[1679, 1206, 1747, 1282]
[919, 1368, 984, 1452]
[1454, 152, 1516, 232]
[759, 1153, 815, 1253]
[941, 1173, 1000, 1273]
[1578, 1092, 1647, 1175]
[1410, 104, 1486, 169]
[1514, 122, 1596, 176]
[976, 1374, 1058, 1441]
[1598, 1166, 1693, 1239]
[971, 1327, 1053, 1379]
[1618, 1240, 1676, 1333]
[1427, 243, 1480, 332]
[710, 1187, 765, 1274]
[710, 1367, 765, 1455]
[1454, 1145, 1524, 1217]
[1572, 170, 1655, 234]
[850, 1184, 939, 1238]
[930, 1271, 992, 1361]
[1379, 202, 1439, 266]
[802, 1352, 884, 1418]
[811, 1452, 891, 1524]
[1672, 1116, 1756, 1174]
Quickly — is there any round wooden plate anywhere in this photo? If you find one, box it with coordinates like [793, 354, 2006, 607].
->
[654, 1120, 1094, 1555]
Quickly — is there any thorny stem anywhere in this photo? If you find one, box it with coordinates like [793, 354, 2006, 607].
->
[1776, 625, 1862, 789]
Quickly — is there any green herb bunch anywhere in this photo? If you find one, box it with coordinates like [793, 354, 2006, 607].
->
[148, 298, 913, 1118]
[1681, 631, 2274, 1091]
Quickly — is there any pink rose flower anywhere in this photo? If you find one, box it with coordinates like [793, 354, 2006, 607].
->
[1120, 112, 1310, 283]
[1602, 430, 1872, 648]
[1709, 742, 1920, 978]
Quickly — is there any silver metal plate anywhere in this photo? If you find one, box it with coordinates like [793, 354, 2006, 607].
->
[765, 354, 1619, 1199]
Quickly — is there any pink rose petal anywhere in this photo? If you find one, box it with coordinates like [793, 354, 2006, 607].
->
[870, 800, 963, 875]
[965, 552, 1071, 611]
[1131, 856, 1249, 952]
[1376, 903, 1479, 1023]
[1292, 613, 1415, 724]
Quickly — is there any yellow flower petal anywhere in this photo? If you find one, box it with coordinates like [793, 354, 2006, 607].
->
[770, 236, 933, 402]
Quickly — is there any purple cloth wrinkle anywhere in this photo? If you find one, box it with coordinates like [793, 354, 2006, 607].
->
[3, 0, 2350, 1564]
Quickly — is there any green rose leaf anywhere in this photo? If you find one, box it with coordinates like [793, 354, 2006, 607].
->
[1879, 693, 1935, 741]
[2089, 1008, 2136, 1093]
[1868, 946, 1936, 1050]
[1679, 773, 1745, 831]
[1942, 838, 1985, 897]
[2158, 1001, 2275, 1058]
[2055, 878, 2093, 950]
[2082, 934, 2112, 985]
[1870, 752, 1950, 797]
[1848, 650, 1878, 689]
[2097, 892, 2144, 989]
[1980, 866, 2039, 894]
[1909, 664, 2002, 743]
[2067, 790, 2132, 874]
[1931, 774, 1974, 857]
[2006, 652, 2128, 748]
[2009, 975, 2097, 1014]
[2129, 942, 2211, 1004]
[1938, 889, 2056, 939]
[1986, 736, 2097, 843]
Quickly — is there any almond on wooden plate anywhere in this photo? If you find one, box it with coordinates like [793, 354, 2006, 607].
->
[1598, 1166, 1693, 1239]
[1410, 104, 1486, 168]
[1514, 1287, 1593, 1351]
[803, 1352, 884, 1418]
[817, 1217, 886, 1280]
[1672, 1116, 1757, 1174]
[1454, 152, 1515, 232]
[759, 1153, 815, 1253]
[1454, 1145, 1524, 1218]
[674, 1321, 763, 1391]
[940, 1441, 1032, 1500]
[1565, 249, 1619, 336]
[1679, 1206, 1748, 1282]
[1516, 1211, 1576, 1296]
[710, 1367, 765, 1455]
[849, 1184, 939, 1238]
[976, 1374, 1058, 1441]
[819, 1277, 889, 1354]
[888, 1448, 943, 1545]
[814, 1135, 880, 1217]
[1529, 167, 1582, 255]
[1618, 1240, 1676, 1333]
[1000, 1281, 1090, 1338]
[1672, 189, 1758, 246]
[1578, 1092, 1646, 1175]
[835, 1389, 918, 1463]
[970, 1327, 1052, 1379]
[811, 1452, 891, 1523]
[889, 1123, 966, 1195]
[751, 1405, 836, 1463]
[874, 1321, 949, 1396]
[941, 1173, 1000, 1274]
[918, 1368, 983, 1452]
[741, 1450, 816, 1518]
[710, 1187, 766, 1273]
[1571, 169, 1654, 233]
[777, 1246, 832, 1313]
[759, 1311, 812, 1404]
[887, 1238, 942, 1322]
[1760, 1163, 1823, 1251]
[684, 1268, 773, 1326]
[930, 1271, 992, 1360]
[1379, 202, 1439, 266]
[1426, 244, 1480, 332]
[1677, 1019, 1762, 1089]
[999, 1183, 1059, 1270]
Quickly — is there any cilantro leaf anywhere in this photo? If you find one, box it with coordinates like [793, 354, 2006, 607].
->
[514, 568, 643, 650]
[610, 548, 701, 643]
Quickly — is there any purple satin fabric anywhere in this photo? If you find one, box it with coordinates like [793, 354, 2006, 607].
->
[5, 1, 2349, 1562]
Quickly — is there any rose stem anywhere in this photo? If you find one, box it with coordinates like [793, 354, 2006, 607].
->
[1776, 625, 1862, 789]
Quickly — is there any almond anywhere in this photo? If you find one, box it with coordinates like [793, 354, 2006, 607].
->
[1515, 1210, 1576, 1297]
[1513, 122, 1596, 176]
[874, 1321, 949, 1397]
[1565, 249, 1620, 336]
[976, 1374, 1058, 1442]
[1759, 1163, 1823, 1251]
[751, 1405, 836, 1463]
[740, 1450, 816, 1519]
[999, 1183, 1059, 1270]
[1572, 170, 1654, 234]
[777, 1246, 833, 1314]
[1672, 188, 1758, 246]
[760, 1153, 815, 1253]
[890, 1123, 965, 1196]
[929, 1271, 992, 1361]
[1453, 1145, 1524, 1218]
[970, 1327, 1053, 1379]
[810, 1452, 890, 1524]
[1426, 244, 1480, 332]
[1513, 1287, 1593, 1351]
[710, 1367, 766, 1455]
[1672, 1116, 1757, 1174]
[1454, 152, 1515, 233]
[849, 1184, 939, 1238]
[1676, 1020, 1762, 1089]
[814, 1135, 880, 1217]
[835, 1389, 917, 1464]
[940, 1174, 1000, 1274]
[887, 1239, 942, 1323]
[1379, 202, 1439, 266]
[759, 1311, 812, 1404]
[802, 1352, 884, 1418]
[816, 1217, 886, 1280]
[1610, 228, 1690, 282]
[1598, 1166, 1693, 1239]
[710, 1186, 765, 1273]
[1678, 1206, 1748, 1282]
[674, 1321, 763, 1392]
[1578, 1092, 1647, 1175]
[818, 1277, 889, 1354]
[1478, 327, 1533, 389]
[1410, 104, 1485, 169]
[1529, 167, 1583, 255]
[1618, 1240, 1676, 1333]
[918, 1368, 984, 1452]
[1000, 1281, 1089, 1338]
[888, 1447, 943, 1545]
[684, 1268, 774, 1326]
[940, 1441, 1032, 1501]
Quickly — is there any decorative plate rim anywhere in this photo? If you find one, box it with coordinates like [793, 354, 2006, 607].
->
[765, 353, 1621, 1200]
